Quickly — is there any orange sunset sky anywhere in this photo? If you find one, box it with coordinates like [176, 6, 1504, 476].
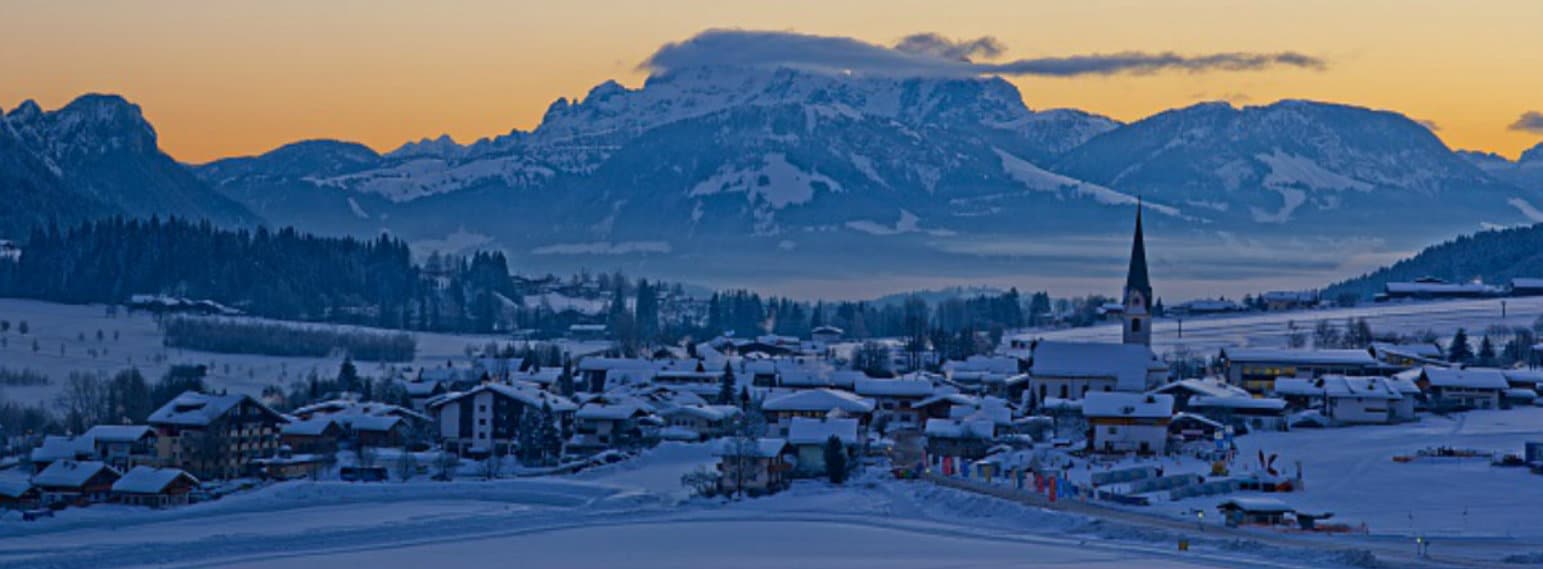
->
[3, 0, 1540, 163]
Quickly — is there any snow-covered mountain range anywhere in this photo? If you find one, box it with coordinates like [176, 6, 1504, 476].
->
[0, 95, 256, 235]
[5, 65, 1542, 296]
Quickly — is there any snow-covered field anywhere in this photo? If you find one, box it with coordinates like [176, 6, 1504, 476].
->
[1017, 296, 1543, 354]
[0, 442, 1371, 569]
[0, 298, 593, 403]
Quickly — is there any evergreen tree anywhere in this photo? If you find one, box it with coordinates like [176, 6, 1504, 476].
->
[1448, 328, 1474, 364]
[556, 360, 576, 397]
[538, 401, 564, 464]
[718, 362, 736, 404]
[337, 356, 360, 393]
[1477, 334, 1497, 366]
[823, 435, 848, 484]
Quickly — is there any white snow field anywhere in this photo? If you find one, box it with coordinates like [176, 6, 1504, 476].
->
[0, 442, 1383, 569]
[0, 298, 592, 402]
[1016, 295, 1543, 354]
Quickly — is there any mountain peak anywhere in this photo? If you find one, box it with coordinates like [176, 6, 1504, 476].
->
[1521, 141, 1543, 164]
[387, 134, 463, 160]
[5, 99, 43, 123]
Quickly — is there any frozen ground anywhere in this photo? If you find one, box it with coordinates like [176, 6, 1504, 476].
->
[0, 441, 1379, 569]
[1016, 296, 1543, 354]
[0, 298, 605, 403]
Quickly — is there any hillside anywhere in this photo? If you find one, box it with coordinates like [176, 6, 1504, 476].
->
[1324, 223, 1543, 299]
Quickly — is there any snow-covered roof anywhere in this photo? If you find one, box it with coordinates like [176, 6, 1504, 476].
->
[32, 460, 118, 488]
[924, 418, 995, 439]
[281, 418, 339, 436]
[811, 325, 845, 335]
[1505, 388, 1539, 400]
[1030, 341, 1156, 391]
[1511, 278, 1543, 289]
[576, 357, 655, 372]
[1272, 378, 1324, 397]
[1150, 378, 1250, 399]
[1081, 392, 1173, 419]
[1385, 281, 1502, 296]
[714, 437, 789, 458]
[1370, 342, 1444, 360]
[1419, 367, 1509, 390]
[0, 479, 32, 499]
[81, 425, 155, 444]
[786, 417, 860, 445]
[1188, 395, 1287, 411]
[761, 389, 875, 414]
[1321, 375, 1401, 400]
[1222, 348, 1377, 367]
[347, 414, 405, 432]
[1502, 369, 1543, 386]
[430, 383, 579, 412]
[576, 401, 652, 421]
[111, 466, 198, 495]
[943, 355, 1020, 376]
[661, 404, 742, 422]
[1171, 412, 1224, 429]
[149, 391, 284, 427]
[30, 435, 93, 463]
[854, 378, 934, 398]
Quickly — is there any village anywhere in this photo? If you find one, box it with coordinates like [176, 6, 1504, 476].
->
[3, 212, 1543, 567]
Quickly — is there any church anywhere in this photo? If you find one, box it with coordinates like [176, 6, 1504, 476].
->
[1025, 208, 1168, 406]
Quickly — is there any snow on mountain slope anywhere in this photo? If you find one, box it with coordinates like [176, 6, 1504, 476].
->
[689, 152, 844, 208]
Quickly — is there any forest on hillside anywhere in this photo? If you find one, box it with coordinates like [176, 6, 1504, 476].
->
[1325, 223, 1543, 300]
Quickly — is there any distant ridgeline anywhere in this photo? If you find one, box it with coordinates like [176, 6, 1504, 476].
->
[0, 217, 510, 333]
[1325, 222, 1543, 300]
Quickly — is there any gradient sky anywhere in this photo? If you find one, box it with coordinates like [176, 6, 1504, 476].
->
[3, 0, 1540, 163]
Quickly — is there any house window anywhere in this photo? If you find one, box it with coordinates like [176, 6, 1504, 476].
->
[1107, 426, 1117, 434]
[1131, 318, 1142, 333]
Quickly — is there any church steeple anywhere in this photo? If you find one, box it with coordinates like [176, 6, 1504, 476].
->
[1125, 205, 1151, 299]
[1122, 204, 1152, 346]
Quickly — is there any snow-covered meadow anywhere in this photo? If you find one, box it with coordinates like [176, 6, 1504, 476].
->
[0, 442, 1378, 569]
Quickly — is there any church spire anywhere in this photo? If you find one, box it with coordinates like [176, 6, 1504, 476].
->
[1122, 203, 1152, 347]
[1125, 203, 1151, 298]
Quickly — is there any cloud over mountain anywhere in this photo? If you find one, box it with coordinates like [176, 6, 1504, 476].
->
[1509, 111, 1543, 134]
[642, 29, 1326, 78]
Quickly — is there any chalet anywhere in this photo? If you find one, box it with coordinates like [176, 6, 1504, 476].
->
[1171, 298, 1244, 316]
[942, 355, 1027, 399]
[1028, 341, 1165, 403]
[1381, 278, 1502, 301]
[29, 435, 95, 472]
[1319, 375, 1412, 424]
[1168, 412, 1225, 442]
[148, 392, 289, 480]
[427, 383, 578, 457]
[111, 466, 200, 508]
[657, 405, 741, 441]
[1261, 290, 1319, 311]
[1512, 278, 1543, 297]
[1148, 378, 1252, 412]
[1082, 392, 1173, 455]
[1370, 342, 1446, 367]
[32, 460, 121, 506]
[0, 479, 38, 510]
[1219, 348, 1380, 395]
[1186, 395, 1289, 432]
[653, 361, 724, 400]
[759, 389, 874, 437]
[1218, 497, 1294, 527]
[713, 438, 792, 496]
[923, 417, 995, 460]
[280, 418, 346, 454]
[854, 377, 935, 433]
[785, 416, 860, 477]
[1404, 366, 1509, 410]
[576, 357, 657, 392]
[572, 399, 655, 450]
[81, 425, 160, 472]
[403, 380, 448, 411]
[811, 325, 844, 345]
